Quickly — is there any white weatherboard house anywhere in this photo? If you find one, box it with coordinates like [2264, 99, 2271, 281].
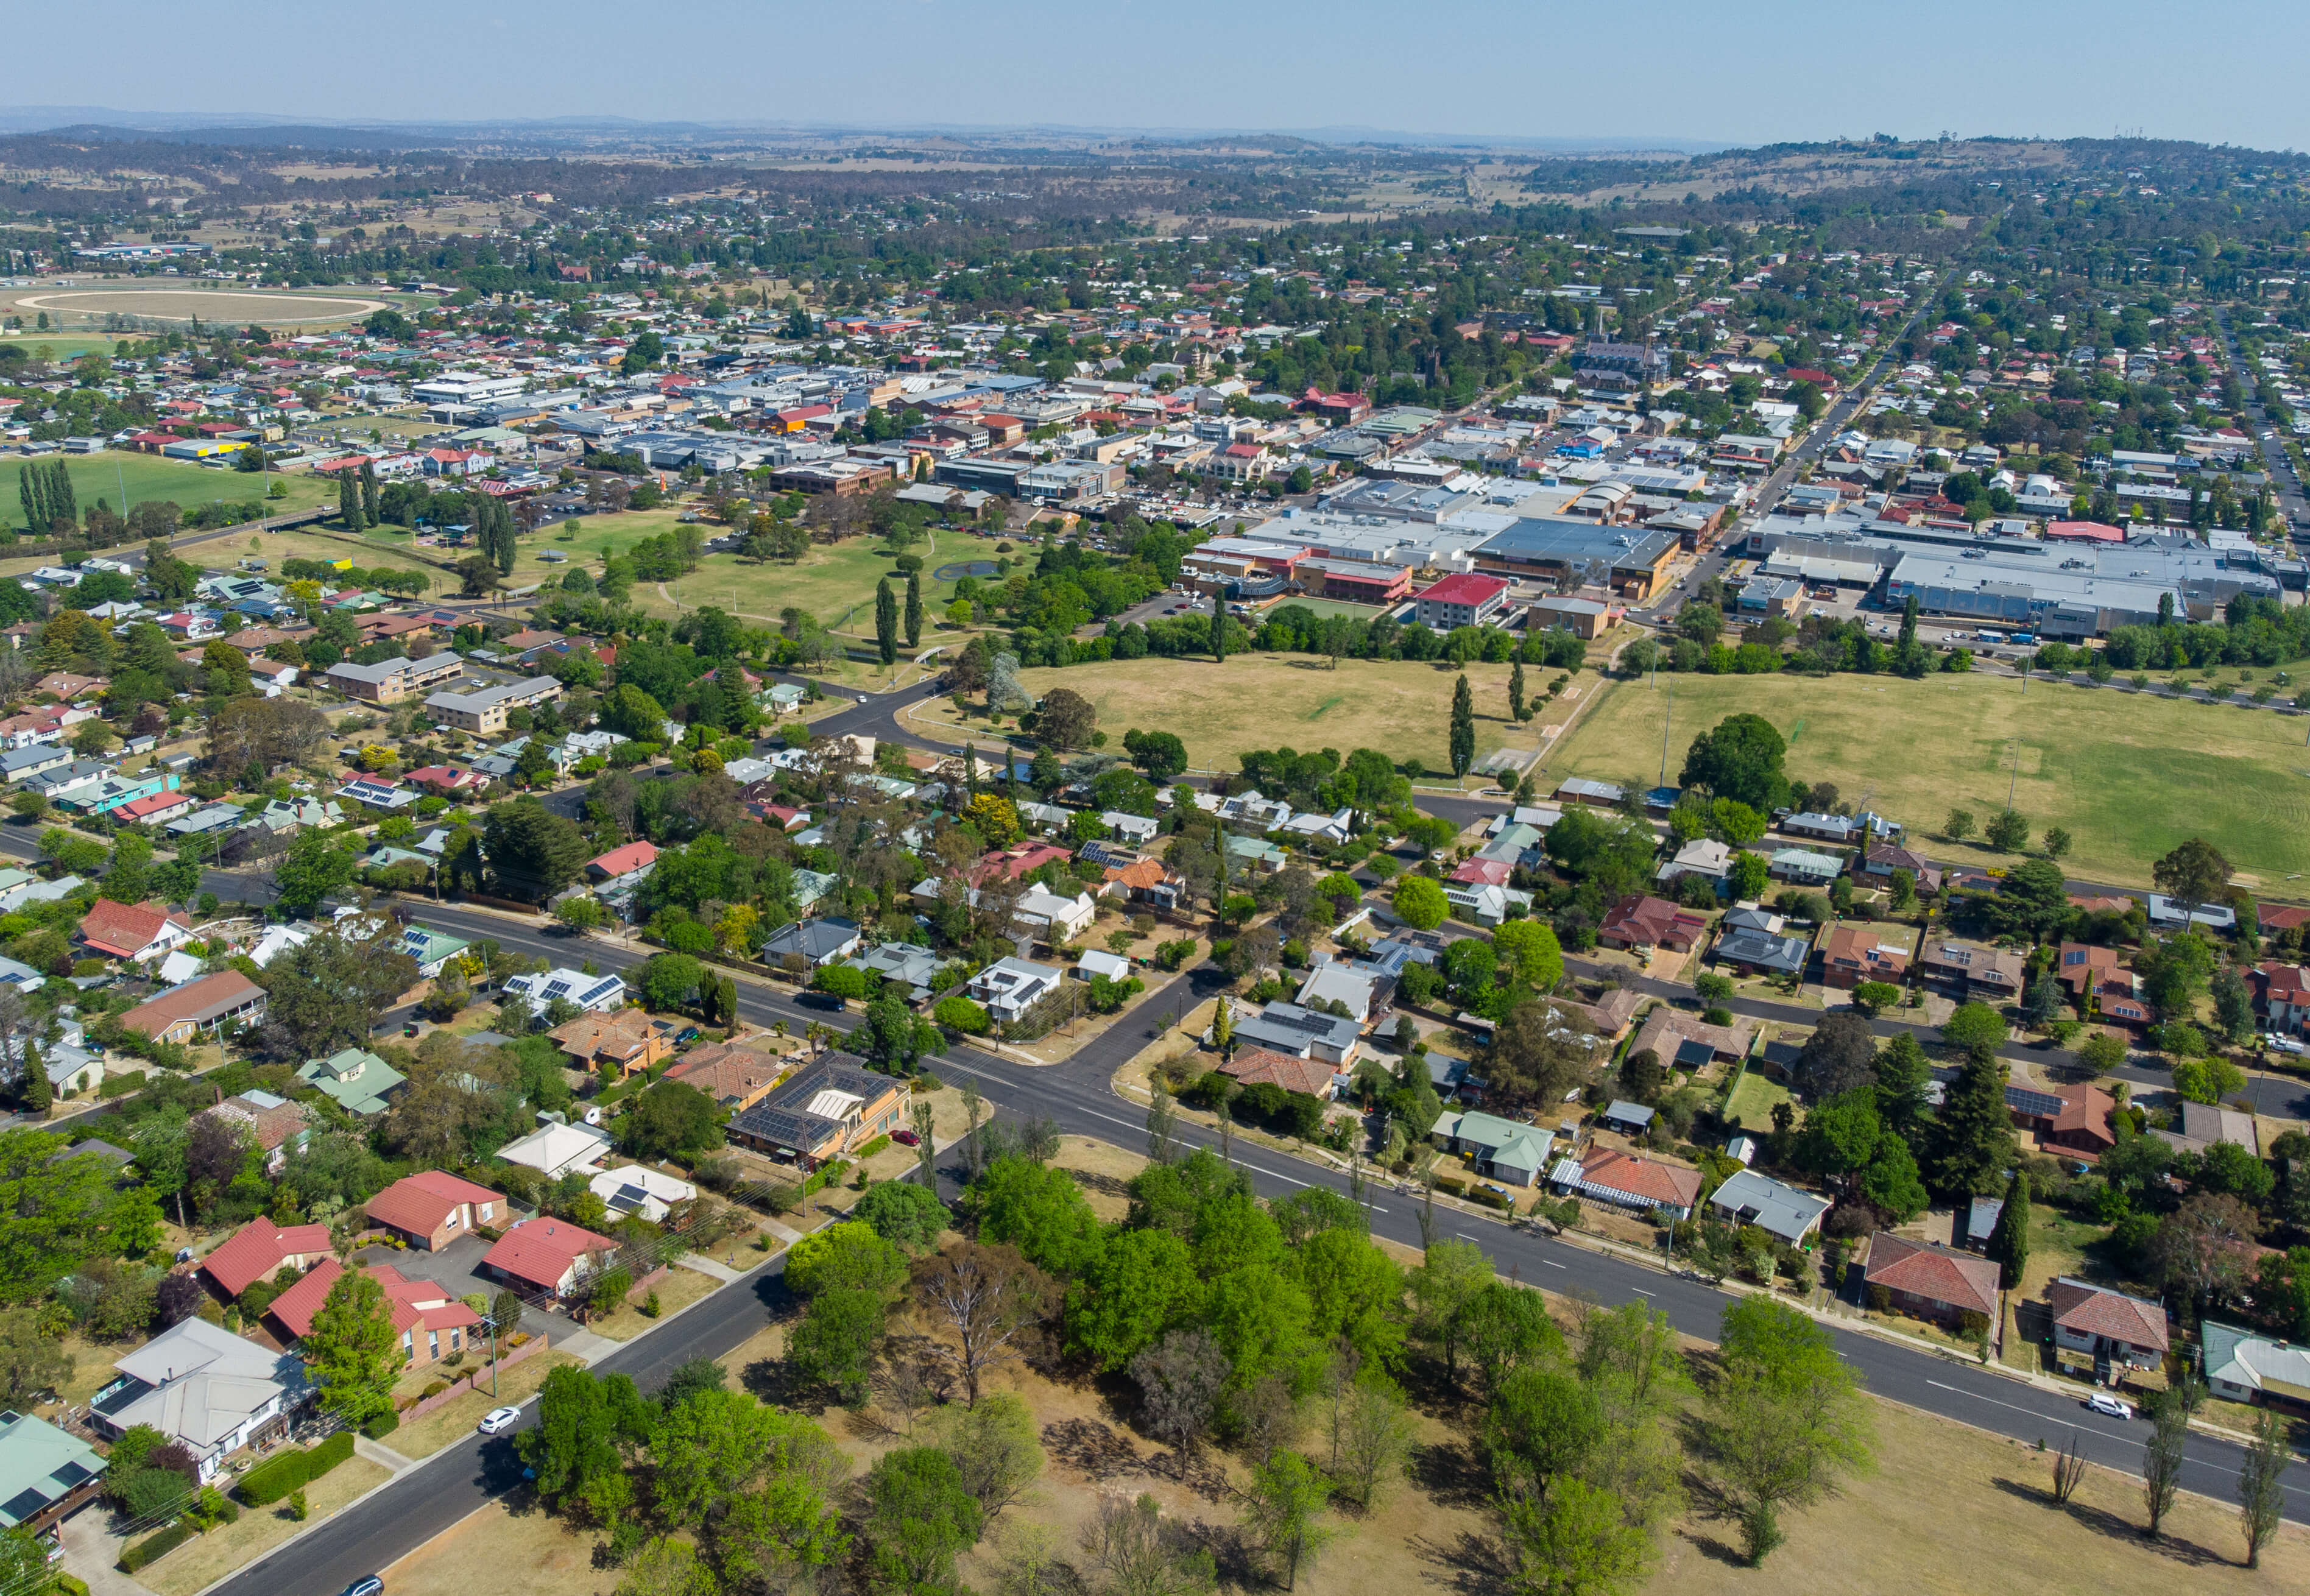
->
[85, 1317, 311, 1480]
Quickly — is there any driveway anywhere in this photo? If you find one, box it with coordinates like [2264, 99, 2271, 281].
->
[351, 1233, 559, 1339]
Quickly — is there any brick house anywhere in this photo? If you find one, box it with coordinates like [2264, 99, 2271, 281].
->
[1598, 894, 1709, 953]
[479, 1216, 619, 1298]
[198, 1217, 333, 1300]
[365, 1171, 507, 1251]
[1917, 939, 2026, 1001]
[265, 1260, 483, 1369]
[2045, 1277, 2169, 1371]
[1820, 924, 1909, 989]
[1862, 1233, 2001, 1335]
[724, 1052, 908, 1168]
[2006, 1079, 2118, 1158]
[549, 1008, 671, 1078]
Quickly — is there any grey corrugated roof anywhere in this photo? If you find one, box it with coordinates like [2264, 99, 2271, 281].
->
[1707, 1168, 1832, 1243]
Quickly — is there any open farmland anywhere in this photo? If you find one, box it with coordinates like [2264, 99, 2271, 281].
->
[1545, 669, 2310, 889]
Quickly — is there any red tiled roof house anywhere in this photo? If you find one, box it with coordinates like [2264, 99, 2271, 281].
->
[1552, 1145, 1703, 1220]
[266, 1260, 483, 1369]
[1598, 894, 1709, 953]
[76, 899, 195, 964]
[365, 1171, 508, 1251]
[2046, 1277, 2169, 1371]
[1862, 1233, 2001, 1337]
[198, 1217, 333, 1300]
[479, 1216, 618, 1298]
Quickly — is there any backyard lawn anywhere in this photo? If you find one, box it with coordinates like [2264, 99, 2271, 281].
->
[1545, 668, 2310, 889]
[1723, 1070, 1791, 1131]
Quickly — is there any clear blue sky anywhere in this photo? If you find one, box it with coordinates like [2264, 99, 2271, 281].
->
[14, 1, 2310, 152]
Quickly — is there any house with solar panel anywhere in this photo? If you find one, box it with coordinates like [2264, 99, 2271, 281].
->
[0, 1410, 106, 1535]
[724, 1051, 908, 1169]
[500, 966, 627, 1017]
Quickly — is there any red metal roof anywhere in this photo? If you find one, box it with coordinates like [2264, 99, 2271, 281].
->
[1864, 1233, 1999, 1318]
[1415, 572, 1511, 607]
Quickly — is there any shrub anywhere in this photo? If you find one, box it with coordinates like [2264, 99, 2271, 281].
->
[361, 1410, 399, 1440]
[1958, 1309, 1990, 1338]
[1434, 1176, 1468, 1196]
[639, 1291, 662, 1319]
[289, 1489, 308, 1522]
[120, 1523, 197, 1572]
[931, 995, 990, 1035]
[1865, 1283, 1892, 1313]
[853, 1134, 891, 1159]
[1463, 1188, 1511, 1212]
[421, 1381, 449, 1400]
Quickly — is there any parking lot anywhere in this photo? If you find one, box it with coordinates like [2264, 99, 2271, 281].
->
[350, 1231, 562, 1338]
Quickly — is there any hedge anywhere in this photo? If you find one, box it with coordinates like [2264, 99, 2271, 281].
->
[238, 1430, 356, 1506]
[120, 1523, 196, 1573]
[361, 1410, 399, 1439]
[1464, 1188, 1511, 1212]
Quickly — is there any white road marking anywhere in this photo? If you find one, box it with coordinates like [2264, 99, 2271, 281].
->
[1631, 1288, 1655, 1297]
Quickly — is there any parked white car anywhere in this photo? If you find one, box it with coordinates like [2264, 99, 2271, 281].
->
[477, 1406, 523, 1436]
[2262, 1033, 2308, 1058]
[2085, 1392, 2133, 1421]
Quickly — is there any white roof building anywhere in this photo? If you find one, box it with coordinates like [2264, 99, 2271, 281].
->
[496, 1119, 615, 1179]
[87, 1316, 311, 1480]
[587, 1164, 698, 1224]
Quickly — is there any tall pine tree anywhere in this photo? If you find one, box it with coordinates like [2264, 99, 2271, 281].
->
[1210, 587, 1227, 663]
[360, 461, 380, 526]
[1987, 1168, 2030, 1290]
[903, 567, 922, 649]
[874, 577, 899, 665]
[338, 471, 363, 531]
[1449, 673, 1476, 777]
[1930, 1047, 2015, 1199]
[489, 497, 515, 576]
[1508, 660, 1527, 722]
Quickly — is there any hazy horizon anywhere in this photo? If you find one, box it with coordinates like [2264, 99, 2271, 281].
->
[5, 0, 2308, 154]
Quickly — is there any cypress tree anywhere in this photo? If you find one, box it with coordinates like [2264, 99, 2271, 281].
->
[1899, 592, 1919, 648]
[338, 472, 362, 530]
[903, 567, 922, 649]
[1988, 1169, 2030, 1290]
[19, 463, 46, 537]
[1210, 587, 1227, 663]
[360, 461, 380, 525]
[491, 498, 515, 576]
[1449, 673, 1476, 777]
[1508, 660, 1527, 722]
[719, 975, 738, 1028]
[48, 461, 75, 528]
[874, 577, 899, 665]
[22, 1043, 49, 1112]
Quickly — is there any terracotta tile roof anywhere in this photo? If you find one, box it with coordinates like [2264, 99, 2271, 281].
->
[2256, 904, 2310, 932]
[77, 899, 189, 959]
[1864, 1232, 2000, 1318]
[267, 1260, 482, 1342]
[1577, 1146, 1703, 1209]
[1600, 894, 1708, 950]
[204, 1093, 316, 1153]
[1450, 858, 1513, 886]
[665, 1045, 793, 1106]
[550, 1008, 659, 1064]
[1629, 1007, 1755, 1065]
[1823, 924, 1907, 977]
[2046, 1277, 2170, 1352]
[199, 1217, 333, 1297]
[1104, 858, 1170, 891]
[1556, 987, 1643, 1036]
[1220, 1048, 1338, 1098]
[480, 1216, 616, 1291]
[366, 1171, 505, 1238]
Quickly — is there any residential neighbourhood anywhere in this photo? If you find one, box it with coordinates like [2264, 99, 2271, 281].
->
[3, 58, 2310, 1596]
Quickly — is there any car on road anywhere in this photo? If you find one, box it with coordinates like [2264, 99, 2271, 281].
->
[337, 1578, 385, 1596]
[892, 1128, 920, 1146]
[2084, 1393, 2133, 1421]
[478, 1406, 522, 1435]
